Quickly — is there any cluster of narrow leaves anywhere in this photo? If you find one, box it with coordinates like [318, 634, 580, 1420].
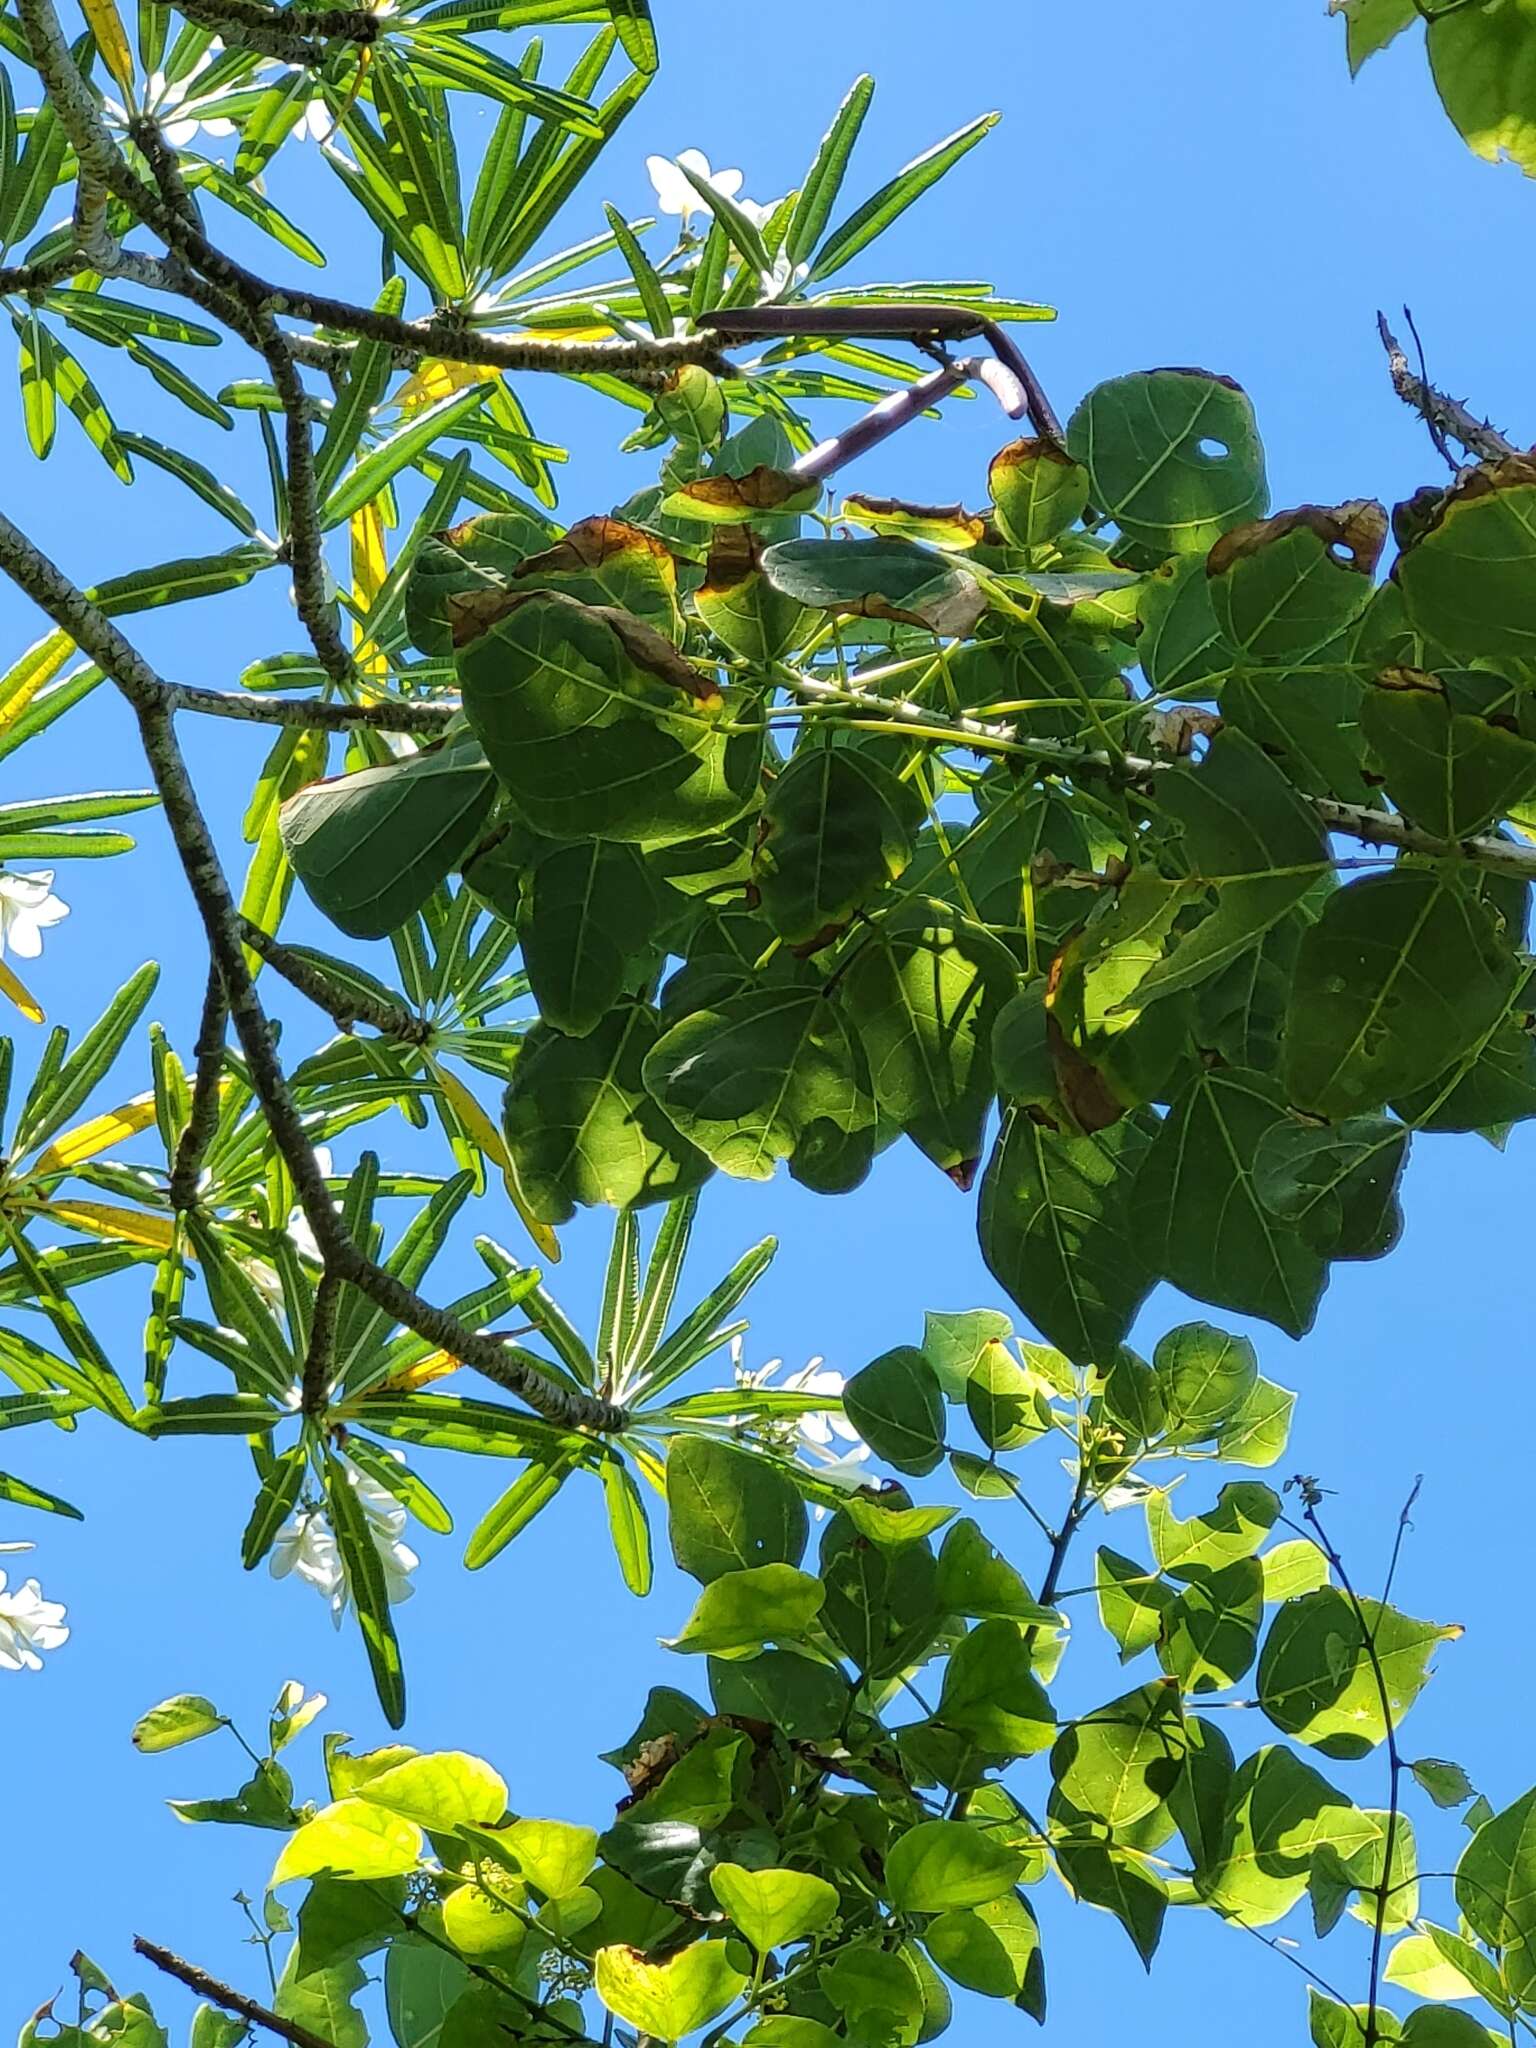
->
[50, 1316, 1529, 2048]
[1331, 0, 1536, 180]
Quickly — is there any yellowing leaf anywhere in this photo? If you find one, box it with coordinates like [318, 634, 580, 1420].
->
[79, 0, 133, 90]
[270, 1797, 423, 1886]
[427, 1053, 560, 1264]
[0, 955, 44, 1023]
[596, 1943, 747, 2040]
[395, 359, 497, 414]
[33, 1199, 176, 1252]
[352, 1749, 507, 1831]
[385, 1348, 462, 1391]
[351, 497, 390, 681]
[33, 1092, 158, 1172]
[0, 628, 72, 733]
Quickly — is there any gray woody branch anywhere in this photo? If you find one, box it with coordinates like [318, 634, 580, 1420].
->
[134, 1939, 335, 2048]
[0, 505, 627, 1436]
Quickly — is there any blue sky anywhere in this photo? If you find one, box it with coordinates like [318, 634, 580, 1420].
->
[4, 0, 1535, 2039]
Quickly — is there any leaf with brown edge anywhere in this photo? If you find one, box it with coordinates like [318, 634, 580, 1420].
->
[1207, 500, 1386, 663]
[1394, 455, 1536, 661]
[842, 495, 990, 551]
[761, 536, 988, 638]
[662, 466, 822, 524]
[695, 525, 809, 663]
[512, 515, 682, 643]
[989, 438, 1090, 548]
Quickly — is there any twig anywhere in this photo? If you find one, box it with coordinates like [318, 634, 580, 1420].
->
[0, 503, 627, 1436]
[301, 1266, 345, 1415]
[792, 355, 1019, 486]
[133, 1938, 334, 2048]
[168, 963, 229, 1210]
[264, 329, 357, 687]
[238, 918, 432, 1044]
[1304, 1495, 1415, 2048]
[1377, 310, 1516, 465]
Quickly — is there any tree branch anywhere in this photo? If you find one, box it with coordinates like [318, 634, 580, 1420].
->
[301, 1265, 345, 1416]
[0, 505, 627, 1436]
[165, 682, 458, 734]
[133, 1938, 335, 2048]
[174, 0, 381, 64]
[1377, 311, 1516, 465]
[776, 659, 1536, 881]
[168, 963, 229, 1211]
[238, 917, 433, 1044]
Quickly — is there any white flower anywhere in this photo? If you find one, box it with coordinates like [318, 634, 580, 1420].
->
[289, 97, 335, 145]
[783, 1359, 870, 1458]
[736, 195, 779, 230]
[270, 1460, 418, 1627]
[646, 149, 744, 228]
[286, 1147, 334, 1266]
[766, 252, 812, 299]
[0, 871, 68, 960]
[0, 1564, 69, 1671]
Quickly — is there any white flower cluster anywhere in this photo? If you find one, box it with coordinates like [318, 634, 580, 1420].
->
[644, 151, 809, 297]
[0, 1542, 69, 1672]
[0, 871, 67, 960]
[270, 1460, 419, 1626]
[732, 1339, 872, 1508]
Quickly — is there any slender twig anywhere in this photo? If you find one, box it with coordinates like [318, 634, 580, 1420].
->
[1304, 1494, 1418, 2048]
[238, 918, 432, 1044]
[792, 355, 1018, 486]
[1377, 311, 1516, 465]
[168, 963, 229, 1210]
[0, 505, 626, 1435]
[133, 1939, 334, 2048]
[263, 328, 357, 687]
[301, 1266, 345, 1415]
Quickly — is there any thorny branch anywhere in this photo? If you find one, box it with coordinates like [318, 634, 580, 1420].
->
[133, 1939, 335, 2048]
[1378, 310, 1517, 465]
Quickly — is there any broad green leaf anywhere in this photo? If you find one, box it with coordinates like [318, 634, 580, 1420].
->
[844, 1345, 945, 1477]
[754, 746, 925, 949]
[1207, 500, 1383, 661]
[644, 987, 873, 1182]
[595, 1941, 747, 2040]
[839, 899, 1016, 1179]
[1456, 1787, 1536, 2002]
[922, 1307, 1013, 1400]
[459, 591, 760, 846]
[937, 1618, 1056, 1755]
[709, 1863, 839, 1950]
[965, 1344, 1047, 1451]
[820, 1510, 944, 1681]
[1411, 1758, 1477, 1809]
[1150, 1322, 1258, 1443]
[885, 1819, 1023, 1913]
[1136, 1068, 1327, 1337]
[1199, 1745, 1379, 1926]
[990, 437, 1091, 547]
[977, 1106, 1155, 1364]
[503, 1003, 712, 1220]
[441, 1877, 527, 1960]
[1158, 1557, 1263, 1693]
[664, 1563, 825, 1655]
[271, 1799, 423, 1886]
[1334, 0, 1419, 74]
[817, 1946, 925, 2047]
[1252, 1113, 1409, 1262]
[1096, 1548, 1174, 1663]
[479, 1816, 597, 1898]
[922, 1892, 1043, 2004]
[761, 536, 987, 638]
[274, 1956, 367, 2048]
[520, 838, 667, 1036]
[1430, 11, 1536, 177]
[280, 741, 496, 940]
[131, 1694, 223, 1752]
[708, 1649, 848, 1740]
[1284, 870, 1515, 1118]
[1258, 1589, 1460, 1758]
[1051, 1679, 1187, 1828]
[1148, 1482, 1280, 1580]
[1371, 668, 1536, 851]
[1262, 1540, 1331, 1603]
[1396, 458, 1536, 660]
[695, 525, 810, 662]
[665, 1435, 807, 1584]
[354, 1750, 507, 1831]
[1067, 370, 1267, 553]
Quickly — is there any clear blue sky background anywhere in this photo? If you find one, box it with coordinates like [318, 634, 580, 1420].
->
[3, 1, 1534, 2039]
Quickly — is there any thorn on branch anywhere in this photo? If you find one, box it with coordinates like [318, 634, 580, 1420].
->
[1377, 309, 1517, 466]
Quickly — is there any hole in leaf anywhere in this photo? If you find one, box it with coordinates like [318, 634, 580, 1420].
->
[1193, 436, 1229, 462]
